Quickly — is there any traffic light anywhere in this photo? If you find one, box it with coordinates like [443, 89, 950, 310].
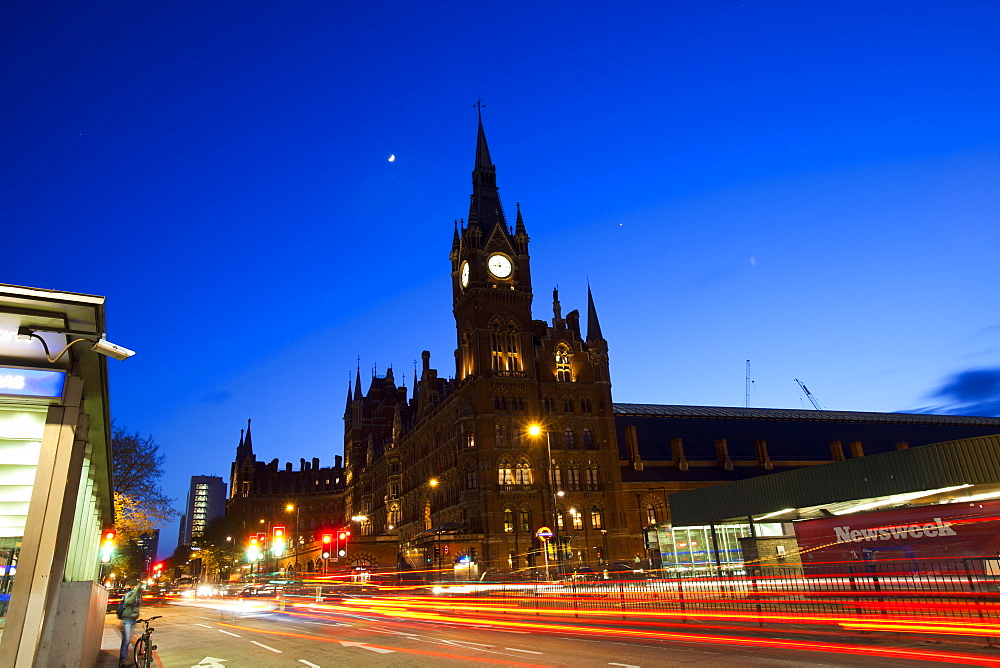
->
[153, 562, 163, 576]
[322, 533, 332, 559]
[337, 530, 349, 557]
[100, 528, 116, 563]
[248, 535, 261, 562]
[272, 526, 286, 557]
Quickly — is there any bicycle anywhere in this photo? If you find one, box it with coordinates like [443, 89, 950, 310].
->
[133, 615, 161, 668]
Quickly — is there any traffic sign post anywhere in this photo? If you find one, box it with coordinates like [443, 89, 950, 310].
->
[536, 527, 553, 581]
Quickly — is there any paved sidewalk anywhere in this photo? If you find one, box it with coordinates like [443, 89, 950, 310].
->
[94, 613, 125, 667]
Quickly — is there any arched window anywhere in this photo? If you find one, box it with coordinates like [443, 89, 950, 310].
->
[519, 508, 530, 533]
[582, 427, 594, 448]
[566, 460, 581, 491]
[646, 504, 657, 526]
[490, 318, 522, 373]
[555, 507, 565, 531]
[584, 460, 599, 490]
[570, 507, 583, 530]
[388, 503, 400, 528]
[550, 461, 562, 489]
[514, 457, 533, 485]
[504, 508, 514, 533]
[591, 505, 603, 530]
[424, 500, 432, 531]
[495, 421, 508, 446]
[564, 427, 576, 448]
[555, 343, 572, 381]
[498, 457, 514, 485]
[504, 322, 521, 372]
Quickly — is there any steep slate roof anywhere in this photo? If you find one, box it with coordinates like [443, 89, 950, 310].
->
[613, 404, 1000, 483]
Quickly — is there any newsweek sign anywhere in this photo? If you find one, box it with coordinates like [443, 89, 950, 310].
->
[794, 498, 1000, 565]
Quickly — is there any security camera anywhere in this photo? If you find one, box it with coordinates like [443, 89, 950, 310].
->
[91, 338, 136, 361]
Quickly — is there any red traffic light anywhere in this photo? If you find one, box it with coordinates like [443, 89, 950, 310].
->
[249, 536, 259, 546]
[273, 526, 285, 539]
[153, 563, 163, 572]
[322, 533, 332, 544]
[337, 531, 348, 541]
[102, 528, 116, 543]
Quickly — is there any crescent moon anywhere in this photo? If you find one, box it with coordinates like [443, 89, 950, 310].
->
[388, 154, 396, 162]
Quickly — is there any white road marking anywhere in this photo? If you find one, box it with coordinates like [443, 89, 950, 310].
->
[447, 640, 494, 647]
[194, 623, 214, 628]
[609, 663, 640, 668]
[506, 647, 544, 654]
[217, 630, 241, 637]
[191, 657, 227, 667]
[194, 616, 217, 621]
[298, 661, 320, 667]
[339, 640, 395, 654]
[251, 641, 282, 653]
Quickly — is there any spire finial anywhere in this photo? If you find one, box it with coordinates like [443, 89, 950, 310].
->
[473, 97, 485, 118]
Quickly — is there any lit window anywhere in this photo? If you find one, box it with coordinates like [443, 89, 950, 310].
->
[571, 509, 583, 530]
[519, 508, 530, 533]
[591, 505, 603, 530]
[514, 458, 533, 485]
[498, 458, 514, 485]
[504, 508, 514, 533]
[555, 343, 572, 381]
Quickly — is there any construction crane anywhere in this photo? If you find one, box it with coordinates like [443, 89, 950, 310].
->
[745, 360, 751, 408]
[795, 378, 826, 410]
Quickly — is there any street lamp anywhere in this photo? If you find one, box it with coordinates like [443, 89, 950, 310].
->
[528, 424, 562, 578]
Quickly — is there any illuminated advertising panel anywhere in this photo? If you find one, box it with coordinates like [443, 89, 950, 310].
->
[0, 368, 65, 399]
[794, 499, 1000, 567]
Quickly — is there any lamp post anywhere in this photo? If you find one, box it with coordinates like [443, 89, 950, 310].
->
[286, 504, 300, 569]
[528, 424, 561, 578]
[428, 479, 440, 581]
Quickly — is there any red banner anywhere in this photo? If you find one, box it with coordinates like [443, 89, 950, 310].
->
[794, 499, 1000, 566]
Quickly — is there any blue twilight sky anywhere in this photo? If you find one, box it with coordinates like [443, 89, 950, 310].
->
[3, 1, 999, 556]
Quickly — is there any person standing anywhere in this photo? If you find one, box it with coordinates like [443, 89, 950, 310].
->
[117, 582, 142, 667]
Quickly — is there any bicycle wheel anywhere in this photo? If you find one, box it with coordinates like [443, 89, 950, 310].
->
[134, 635, 149, 668]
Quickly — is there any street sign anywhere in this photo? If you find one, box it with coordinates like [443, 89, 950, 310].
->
[535, 526, 553, 541]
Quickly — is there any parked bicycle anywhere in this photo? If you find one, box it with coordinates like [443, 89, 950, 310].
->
[133, 615, 161, 668]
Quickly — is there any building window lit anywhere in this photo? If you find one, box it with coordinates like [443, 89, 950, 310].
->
[555, 343, 572, 381]
[498, 458, 514, 485]
[514, 458, 533, 485]
[519, 508, 530, 533]
[591, 505, 603, 530]
[571, 509, 583, 530]
[504, 508, 514, 533]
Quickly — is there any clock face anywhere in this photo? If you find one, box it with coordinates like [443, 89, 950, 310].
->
[460, 261, 470, 288]
[487, 253, 513, 279]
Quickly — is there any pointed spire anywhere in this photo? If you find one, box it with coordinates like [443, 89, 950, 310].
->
[452, 220, 460, 252]
[586, 284, 605, 342]
[474, 106, 493, 172]
[354, 364, 362, 401]
[244, 418, 253, 451]
[345, 381, 352, 412]
[514, 202, 527, 237]
[468, 110, 506, 239]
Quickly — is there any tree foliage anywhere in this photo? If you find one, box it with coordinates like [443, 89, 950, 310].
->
[111, 422, 177, 579]
[112, 422, 175, 526]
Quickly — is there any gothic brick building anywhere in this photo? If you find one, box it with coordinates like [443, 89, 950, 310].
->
[225, 117, 1000, 579]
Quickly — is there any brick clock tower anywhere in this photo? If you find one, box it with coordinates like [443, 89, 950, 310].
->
[342, 113, 631, 576]
[436, 112, 627, 572]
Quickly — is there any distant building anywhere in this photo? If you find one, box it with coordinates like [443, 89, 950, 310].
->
[135, 530, 160, 572]
[182, 476, 226, 545]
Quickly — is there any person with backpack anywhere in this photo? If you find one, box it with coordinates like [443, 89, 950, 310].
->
[117, 582, 143, 667]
